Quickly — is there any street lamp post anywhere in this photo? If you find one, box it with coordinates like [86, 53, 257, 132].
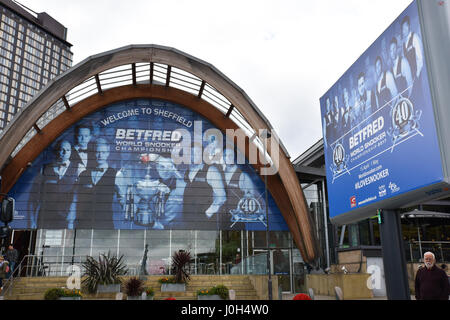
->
[262, 129, 273, 300]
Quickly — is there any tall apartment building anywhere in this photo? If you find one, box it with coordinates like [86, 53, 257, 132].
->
[0, 0, 72, 130]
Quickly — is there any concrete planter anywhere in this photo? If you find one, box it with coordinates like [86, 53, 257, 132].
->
[161, 283, 186, 292]
[306, 273, 373, 300]
[58, 297, 82, 300]
[97, 284, 121, 293]
[197, 295, 223, 300]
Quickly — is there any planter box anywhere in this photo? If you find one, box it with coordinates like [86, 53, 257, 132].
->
[197, 295, 223, 300]
[97, 284, 121, 293]
[161, 283, 186, 292]
[59, 297, 82, 300]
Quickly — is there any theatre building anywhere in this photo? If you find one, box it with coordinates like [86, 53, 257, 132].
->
[0, 45, 319, 297]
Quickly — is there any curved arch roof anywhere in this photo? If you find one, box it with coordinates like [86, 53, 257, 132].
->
[0, 44, 288, 163]
[0, 44, 319, 263]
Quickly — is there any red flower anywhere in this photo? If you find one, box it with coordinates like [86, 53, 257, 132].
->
[293, 293, 311, 300]
[165, 297, 176, 300]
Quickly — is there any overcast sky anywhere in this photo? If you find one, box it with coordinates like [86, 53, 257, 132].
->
[19, 0, 413, 159]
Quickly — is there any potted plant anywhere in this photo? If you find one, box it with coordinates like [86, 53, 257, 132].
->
[197, 285, 229, 300]
[145, 287, 155, 300]
[158, 276, 185, 292]
[81, 251, 128, 294]
[44, 288, 65, 300]
[124, 277, 145, 300]
[160, 250, 191, 292]
[212, 285, 229, 300]
[197, 288, 216, 300]
[59, 289, 83, 300]
[44, 288, 83, 300]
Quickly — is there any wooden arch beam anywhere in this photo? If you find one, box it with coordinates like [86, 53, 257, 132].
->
[0, 84, 319, 263]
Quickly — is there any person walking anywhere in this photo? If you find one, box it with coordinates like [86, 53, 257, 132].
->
[415, 252, 449, 300]
[0, 255, 10, 293]
[5, 245, 18, 279]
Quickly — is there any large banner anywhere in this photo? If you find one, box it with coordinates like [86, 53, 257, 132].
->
[320, 1, 443, 220]
[9, 99, 288, 231]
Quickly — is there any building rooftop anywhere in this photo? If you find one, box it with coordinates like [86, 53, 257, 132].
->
[0, 0, 72, 46]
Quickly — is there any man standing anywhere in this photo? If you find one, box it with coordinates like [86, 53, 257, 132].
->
[341, 87, 354, 134]
[71, 124, 93, 177]
[355, 72, 377, 124]
[375, 56, 398, 110]
[401, 15, 424, 82]
[28, 140, 78, 229]
[415, 252, 449, 300]
[323, 97, 334, 148]
[5, 245, 18, 278]
[332, 95, 343, 139]
[76, 138, 122, 229]
[180, 143, 226, 229]
[389, 37, 413, 98]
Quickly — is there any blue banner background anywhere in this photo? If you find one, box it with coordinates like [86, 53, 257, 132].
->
[9, 99, 288, 231]
[320, 1, 443, 219]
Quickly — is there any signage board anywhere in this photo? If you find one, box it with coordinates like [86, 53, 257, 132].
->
[320, 0, 450, 225]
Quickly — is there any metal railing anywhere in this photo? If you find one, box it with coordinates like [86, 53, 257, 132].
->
[0, 254, 87, 298]
[0, 254, 145, 298]
[231, 253, 268, 275]
[405, 240, 450, 263]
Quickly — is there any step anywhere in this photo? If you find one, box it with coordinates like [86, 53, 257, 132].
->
[4, 275, 261, 300]
[5, 293, 44, 300]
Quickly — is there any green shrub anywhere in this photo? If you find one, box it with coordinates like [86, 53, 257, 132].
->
[196, 285, 229, 300]
[211, 285, 229, 300]
[145, 287, 155, 296]
[44, 288, 65, 300]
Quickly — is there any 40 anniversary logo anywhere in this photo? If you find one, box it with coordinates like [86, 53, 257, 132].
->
[388, 97, 423, 152]
[331, 142, 350, 183]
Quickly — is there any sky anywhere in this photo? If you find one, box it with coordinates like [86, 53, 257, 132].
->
[18, 0, 413, 159]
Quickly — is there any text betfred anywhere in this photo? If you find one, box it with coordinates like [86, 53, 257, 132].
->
[349, 116, 384, 150]
[115, 129, 182, 142]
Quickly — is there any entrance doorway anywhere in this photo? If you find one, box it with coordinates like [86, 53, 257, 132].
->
[9, 230, 37, 276]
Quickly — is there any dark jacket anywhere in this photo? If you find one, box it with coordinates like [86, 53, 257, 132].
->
[5, 248, 18, 264]
[415, 265, 450, 300]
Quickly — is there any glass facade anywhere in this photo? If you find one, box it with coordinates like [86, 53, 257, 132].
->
[25, 229, 295, 279]
[0, 5, 73, 131]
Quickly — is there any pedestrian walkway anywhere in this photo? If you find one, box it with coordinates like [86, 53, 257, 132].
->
[282, 293, 417, 300]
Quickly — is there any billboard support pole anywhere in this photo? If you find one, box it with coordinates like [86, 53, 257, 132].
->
[379, 210, 411, 300]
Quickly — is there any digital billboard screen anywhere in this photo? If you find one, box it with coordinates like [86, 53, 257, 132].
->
[9, 99, 288, 231]
[320, 0, 444, 222]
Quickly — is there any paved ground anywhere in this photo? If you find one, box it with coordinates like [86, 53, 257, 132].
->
[281, 293, 417, 300]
